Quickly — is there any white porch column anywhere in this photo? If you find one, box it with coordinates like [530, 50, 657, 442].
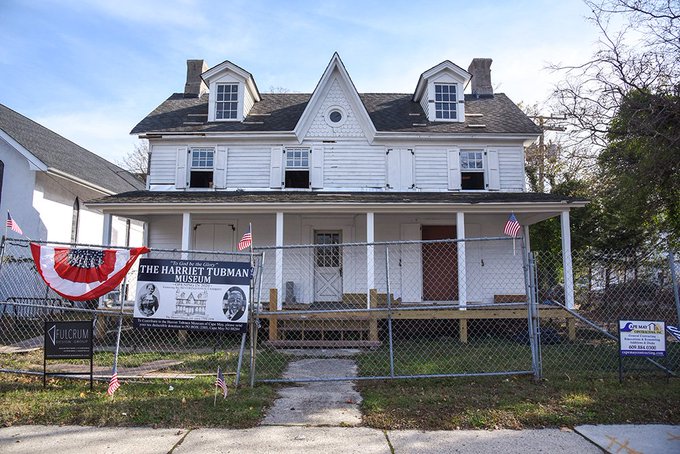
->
[102, 213, 113, 246]
[181, 212, 192, 259]
[275, 212, 284, 310]
[366, 212, 375, 308]
[561, 210, 575, 309]
[457, 212, 467, 309]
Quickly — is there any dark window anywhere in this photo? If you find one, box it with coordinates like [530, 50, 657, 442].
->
[190, 171, 213, 188]
[190, 148, 214, 188]
[285, 148, 310, 189]
[461, 172, 485, 190]
[315, 232, 341, 267]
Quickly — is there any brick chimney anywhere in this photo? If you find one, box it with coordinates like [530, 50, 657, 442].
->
[184, 59, 208, 97]
[467, 58, 493, 97]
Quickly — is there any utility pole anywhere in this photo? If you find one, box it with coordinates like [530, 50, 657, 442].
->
[528, 114, 566, 193]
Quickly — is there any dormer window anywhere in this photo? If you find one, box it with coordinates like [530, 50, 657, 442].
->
[435, 84, 457, 120]
[190, 147, 214, 188]
[216, 84, 238, 120]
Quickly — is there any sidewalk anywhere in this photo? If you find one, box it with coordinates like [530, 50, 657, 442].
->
[2, 424, 678, 453]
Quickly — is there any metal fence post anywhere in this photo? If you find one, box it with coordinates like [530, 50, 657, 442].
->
[669, 249, 680, 326]
[385, 246, 395, 377]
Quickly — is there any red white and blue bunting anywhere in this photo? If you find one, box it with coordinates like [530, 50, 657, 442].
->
[30, 243, 149, 301]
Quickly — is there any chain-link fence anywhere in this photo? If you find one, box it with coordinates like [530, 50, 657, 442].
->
[2, 235, 678, 386]
[534, 248, 680, 379]
[0, 237, 263, 384]
[252, 237, 541, 382]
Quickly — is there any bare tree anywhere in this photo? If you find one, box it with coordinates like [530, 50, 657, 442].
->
[551, 0, 679, 148]
[119, 140, 149, 180]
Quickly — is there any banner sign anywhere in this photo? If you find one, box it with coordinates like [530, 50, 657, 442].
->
[44, 320, 93, 359]
[619, 320, 666, 357]
[133, 258, 251, 333]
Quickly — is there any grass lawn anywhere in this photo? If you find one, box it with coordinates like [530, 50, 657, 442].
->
[0, 373, 279, 428]
[357, 338, 680, 430]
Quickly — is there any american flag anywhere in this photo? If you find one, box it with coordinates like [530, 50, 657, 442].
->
[6, 212, 23, 235]
[107, 369, 120, 396]
[215, 366, 228, 398]
[237, 228, 252, 251]
[503, 213, 521, 237]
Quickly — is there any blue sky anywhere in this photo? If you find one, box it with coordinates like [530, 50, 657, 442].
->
[0, 0, 599, 163]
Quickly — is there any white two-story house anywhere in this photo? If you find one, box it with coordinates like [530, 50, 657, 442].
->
[90, 54, 586, 309]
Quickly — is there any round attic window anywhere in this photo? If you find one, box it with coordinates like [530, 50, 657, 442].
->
[324, 106, 347, 127]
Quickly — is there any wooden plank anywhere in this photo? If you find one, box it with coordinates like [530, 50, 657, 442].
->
[459, 319, 468, 344]
[267, 340, 381, 348]
[269, 289, 278, 341]
[369, 289, 378, 341]
[568, 317, 576, 341]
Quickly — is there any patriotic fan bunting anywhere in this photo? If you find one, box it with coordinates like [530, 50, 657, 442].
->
[30, 243, 149, 301]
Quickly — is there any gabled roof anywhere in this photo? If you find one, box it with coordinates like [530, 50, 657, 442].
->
[0, 103, 144, 194]
[412, 60, 472, 102]
[293, 53, 376, 141]
[201, 59, 261, 102]
[131, 92, 541, 136]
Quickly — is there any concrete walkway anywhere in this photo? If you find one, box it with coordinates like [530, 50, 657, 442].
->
[261, 357, 362, 426]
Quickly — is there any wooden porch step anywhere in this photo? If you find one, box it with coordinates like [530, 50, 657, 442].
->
[266, 340, 381, 349]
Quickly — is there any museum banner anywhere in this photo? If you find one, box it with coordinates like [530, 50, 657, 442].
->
[133, 258, 251, 333]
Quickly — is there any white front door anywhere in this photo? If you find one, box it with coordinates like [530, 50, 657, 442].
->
[314, 231, 342, 302]
[193, 223, 235, 251]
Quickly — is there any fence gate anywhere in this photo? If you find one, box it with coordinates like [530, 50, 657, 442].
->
[252, 237, 541, 383]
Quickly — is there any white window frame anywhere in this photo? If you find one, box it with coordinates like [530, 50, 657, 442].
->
[284, 147, 310, 189]
[189, 147, 215, 188]
[434, 83, 458, 121]
[459, 150, 485, 190]
[215, 83, 238, 120]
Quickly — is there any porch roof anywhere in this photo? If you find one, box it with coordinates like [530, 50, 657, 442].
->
[88, 190, 587, 215]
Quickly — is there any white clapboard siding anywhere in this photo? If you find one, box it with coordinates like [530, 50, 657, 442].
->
[498, 147, 525, 191]
[148, 215, 182, 250]
[415, 148, 448, 190]
[226, 148, 271, 188]
[323, 147, 386, 188]
[148, 145, 178, 185]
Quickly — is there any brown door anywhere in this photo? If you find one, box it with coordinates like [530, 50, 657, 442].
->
[422, 225, 458, 301]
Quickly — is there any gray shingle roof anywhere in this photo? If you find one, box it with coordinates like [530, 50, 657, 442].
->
[90, 190, 585, 206]
[0, 103, 145, 194]
[131, 93, 541, 136]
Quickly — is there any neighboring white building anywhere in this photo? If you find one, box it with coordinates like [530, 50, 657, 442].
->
[0, 103, 145, 246]
[89, 54, 587, 308]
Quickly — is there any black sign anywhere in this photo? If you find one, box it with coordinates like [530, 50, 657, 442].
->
[44, 320, 93, 359]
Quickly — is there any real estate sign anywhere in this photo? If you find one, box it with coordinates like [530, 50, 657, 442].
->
[133, 258, 251, 333]
[619, 320, 666, 357]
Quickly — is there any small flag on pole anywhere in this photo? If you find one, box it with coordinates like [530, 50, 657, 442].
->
[215, 366, 228, 398]
[107, 368, 120, 396]
[6, 212, 23, 235]
[503, 213, 521, 238]
[237, 228, 252, 251]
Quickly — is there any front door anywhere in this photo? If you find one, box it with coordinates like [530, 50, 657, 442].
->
[193, 223, 234, 251]
[422, 225, 458, 302]
[314, 231, 342, 302]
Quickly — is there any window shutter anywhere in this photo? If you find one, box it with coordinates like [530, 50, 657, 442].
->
[311, 146, 324, 189]
[447, 148, 461, 190]
[386, 149, 399, 189]
[401, 149, 415, 189]
[270, 146, 283, 188]
[486, 148, 500, 190]
[213, 146, 227, 189]
[175, 146, 188, 189]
